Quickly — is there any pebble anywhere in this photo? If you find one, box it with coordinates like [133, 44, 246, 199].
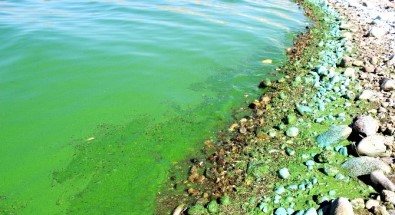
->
[365, 199, 380, 210]
[278, 168, 290, 179]
[350, 198, 365, 209]
[275, 186, 286, 194]
[329, 197, 354, 215]
[339, 56, 353, 67]
[353, 115, 379, 136]
[370, 170, 395, 191]
[369, 27, 387, 38]
[372, 205, 390, 215]
[343, 68, 356, 79]
[357, 135, 387, 157]
[381, 78, 395, 91]
[323, 166, 339, 177]
[358, 89, 374, 100]
[341, 32, 352, 40]
[382, 190, 395, 205]
[296, 105, 312, 115]
[363, 64, 375, 73]
[275, 207, 287, 215]
[342, 157, 391, 177]
[305, 208, 318, 215]
[286, 127, 299, 137]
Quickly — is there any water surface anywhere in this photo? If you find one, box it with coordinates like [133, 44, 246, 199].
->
[0, 0, 307, 213]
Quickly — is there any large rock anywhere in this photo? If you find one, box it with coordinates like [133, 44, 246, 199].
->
[380, 78, 395, 91]
[342, 157, 391, 177]
[353, 115, 379, 136]
[329, 197, 354, 215]
[316, 125, 352, 148]
[357, 135, 387, 157]
[371, 170, 395, 191]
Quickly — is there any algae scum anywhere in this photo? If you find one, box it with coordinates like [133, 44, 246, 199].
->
[157, 0, 377, 214]
[0, 0, 307, 214]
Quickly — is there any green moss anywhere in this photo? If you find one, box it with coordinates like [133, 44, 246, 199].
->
[188, 205, 207, 215]
[207, 201, 219, 213]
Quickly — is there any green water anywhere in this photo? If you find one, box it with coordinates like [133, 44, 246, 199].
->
[0, 0, 307, 214]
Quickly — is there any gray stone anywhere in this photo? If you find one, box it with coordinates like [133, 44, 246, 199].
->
[286, 127, 299, 137]
[316, 125, 352, 148]
[358, 90, 374, 100]
[357, 135, 387, 157]
[371, 170, 395, 191]
[329, 197, 354, 215]
[382, 190, 395, 204]
[381, 78, 395, 91]
[342, 157, 391, 177]
[353, 115, 379, 136]
[278, 168, 290, 179]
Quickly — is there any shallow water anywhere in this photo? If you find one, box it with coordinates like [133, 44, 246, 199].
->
[0, 0, 307, 214]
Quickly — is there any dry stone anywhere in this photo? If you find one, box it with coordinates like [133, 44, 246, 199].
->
[371, 170, 395, 191]
[342, 157, 391, 177]
[357, 135, 387, 157]
[353, 115, 379, 136]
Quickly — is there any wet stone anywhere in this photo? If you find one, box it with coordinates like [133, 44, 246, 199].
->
[316, 125, 352, 148]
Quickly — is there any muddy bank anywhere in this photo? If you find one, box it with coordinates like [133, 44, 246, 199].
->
[156, 0, 395, 214]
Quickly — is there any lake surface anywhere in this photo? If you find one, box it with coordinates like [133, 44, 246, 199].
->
[0, 0, 307, 214]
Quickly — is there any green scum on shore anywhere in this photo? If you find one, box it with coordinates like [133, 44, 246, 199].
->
[156, 0, 378, 214]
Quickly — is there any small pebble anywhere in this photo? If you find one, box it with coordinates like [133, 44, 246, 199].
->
[278, 168, 290, 179]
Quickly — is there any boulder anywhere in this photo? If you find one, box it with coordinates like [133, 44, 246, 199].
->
[353, 115, 379, 136]
[342, 157, 391, 177]
[357, 135, 387, 157]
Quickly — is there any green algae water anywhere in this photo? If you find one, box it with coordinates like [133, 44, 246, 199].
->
[0, 0, 307, 214]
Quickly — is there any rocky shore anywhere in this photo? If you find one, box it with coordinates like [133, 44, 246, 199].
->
[156, 0, 395, 214]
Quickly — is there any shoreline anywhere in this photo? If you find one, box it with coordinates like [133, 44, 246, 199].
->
[156, 0, 395, 214]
